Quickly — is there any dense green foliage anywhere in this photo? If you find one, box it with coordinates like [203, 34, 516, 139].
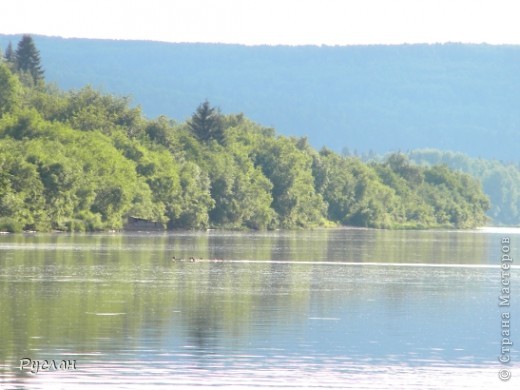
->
[1, 35, 518, 161]
[314, 150, 489, 229]
[408, 149, 520, 226]
[0, 48, 489, 231]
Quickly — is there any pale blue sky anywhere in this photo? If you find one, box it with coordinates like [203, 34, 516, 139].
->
[2, 0, 519, 45]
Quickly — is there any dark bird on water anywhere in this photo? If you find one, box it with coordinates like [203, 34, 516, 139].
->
[171, 256, 198, 262]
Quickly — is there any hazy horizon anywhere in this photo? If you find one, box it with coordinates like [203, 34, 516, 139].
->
[2, 0, 519, 46]
[5, 32, 520, 48]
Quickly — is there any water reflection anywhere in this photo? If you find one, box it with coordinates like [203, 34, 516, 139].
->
[0, 229, 519, 389]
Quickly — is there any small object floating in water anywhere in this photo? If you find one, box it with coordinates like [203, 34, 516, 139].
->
[85, 312, 126, 316]
[172, 256, 222, 263]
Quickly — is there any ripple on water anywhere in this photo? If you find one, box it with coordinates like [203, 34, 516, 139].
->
[3, 361, 518, 389]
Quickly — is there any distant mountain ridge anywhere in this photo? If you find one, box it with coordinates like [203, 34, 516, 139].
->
[1, 34, 519, 160]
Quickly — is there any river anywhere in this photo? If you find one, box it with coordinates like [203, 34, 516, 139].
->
[0, 228, 519, 389]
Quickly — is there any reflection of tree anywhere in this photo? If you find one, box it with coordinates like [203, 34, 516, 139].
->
[187, 307, 220, 355]
[0, 229, 491, 365]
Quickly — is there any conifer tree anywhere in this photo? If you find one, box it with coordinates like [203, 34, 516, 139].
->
[5, 42, 15, 63]
[2, 42, 16, 72]
[188, 100, 224, 143]
[15, 35, 44, 83]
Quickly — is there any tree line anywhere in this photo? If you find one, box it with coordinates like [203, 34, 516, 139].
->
[408, 149, 520, 226]
[0, 37, 489, 232]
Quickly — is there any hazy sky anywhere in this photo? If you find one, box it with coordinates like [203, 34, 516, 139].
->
[2, 0, 519, 45]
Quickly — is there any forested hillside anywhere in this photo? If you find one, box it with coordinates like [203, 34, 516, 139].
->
[408, 149, 520, 225]
[1, 34, 518, 161]
[0, 37, 490, 232]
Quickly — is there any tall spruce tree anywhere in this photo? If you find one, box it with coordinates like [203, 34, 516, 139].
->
[2, 42, 16, 72]
[188, 100, 224, 143]
[15, 35, 44, 83]
[5, 42, 15, 63]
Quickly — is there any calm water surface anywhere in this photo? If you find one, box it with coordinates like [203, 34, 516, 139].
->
[0, 228, 519, 389]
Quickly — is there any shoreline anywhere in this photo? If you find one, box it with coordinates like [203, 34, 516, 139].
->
[2, 225, 519, 236]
